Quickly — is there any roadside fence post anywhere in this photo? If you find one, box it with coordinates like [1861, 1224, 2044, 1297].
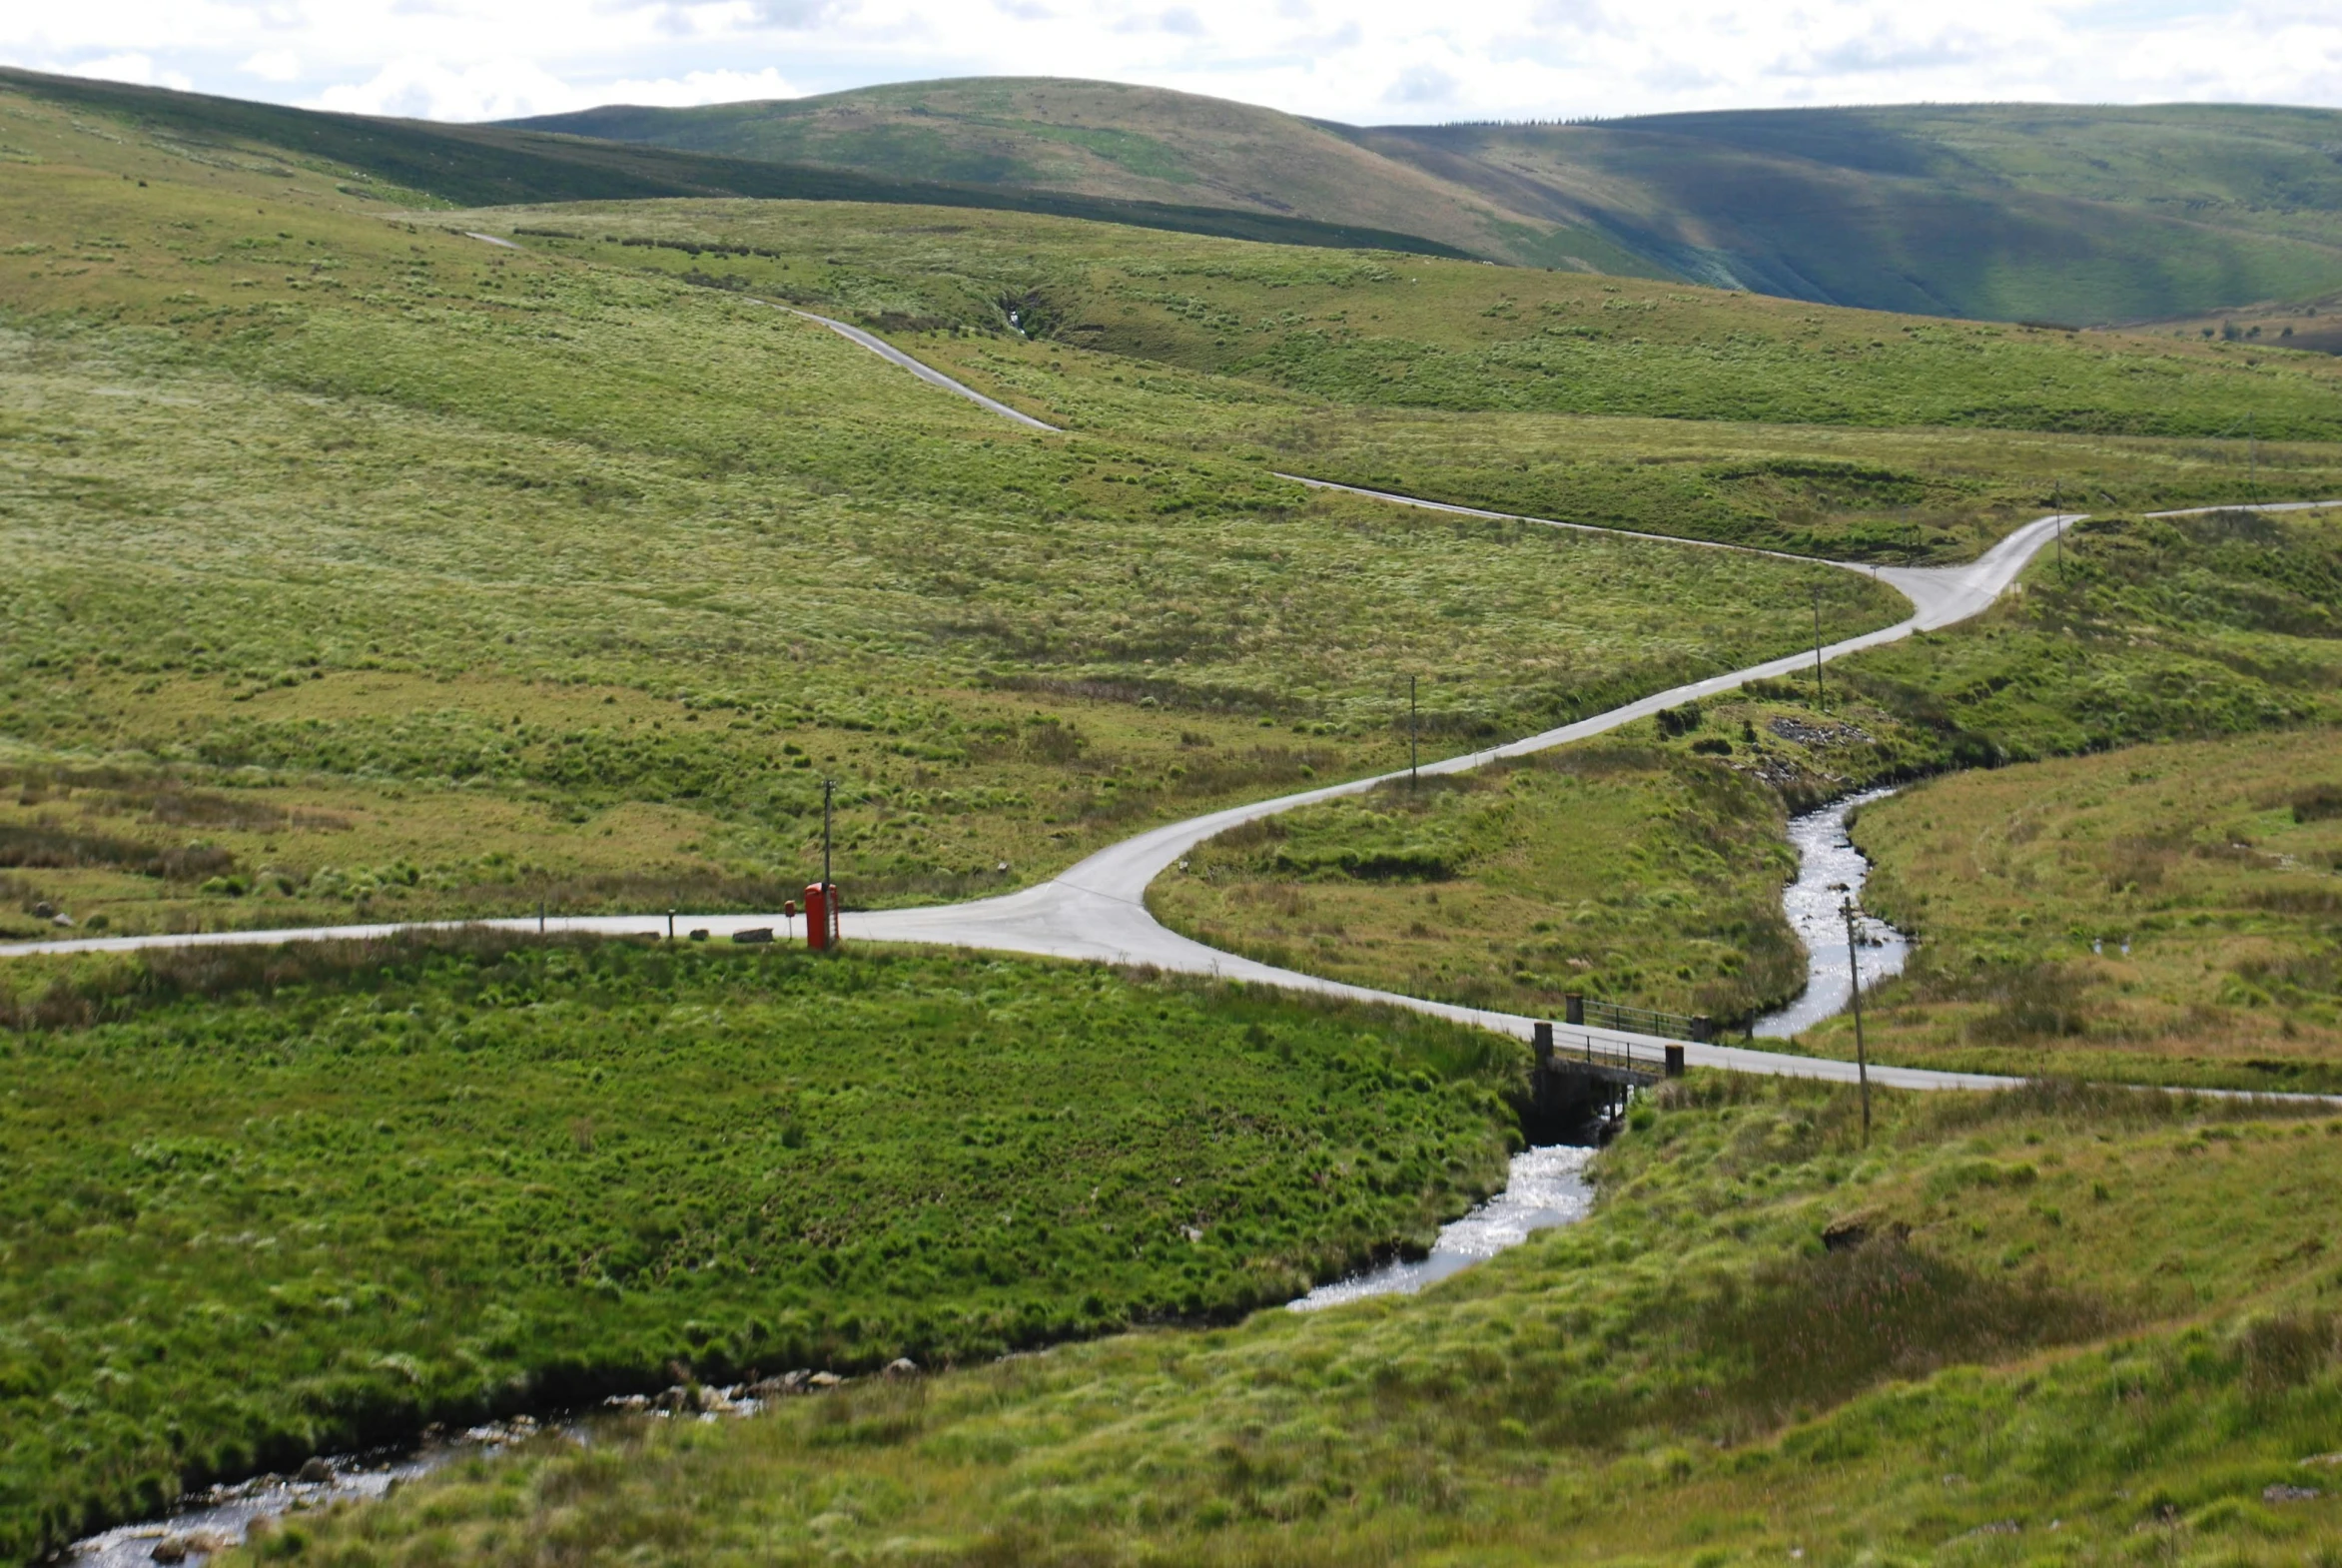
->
[1842, 897, 1872, 1147]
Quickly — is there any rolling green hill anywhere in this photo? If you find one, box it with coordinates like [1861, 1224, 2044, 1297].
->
[504, 76, 1660, 279]
[512, 81, 2342, 326]
[0, 66, 1469, 259]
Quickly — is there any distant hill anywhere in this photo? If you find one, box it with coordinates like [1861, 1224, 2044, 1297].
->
[512, 82, 2342, 325]
[0, 66, 1472, 260]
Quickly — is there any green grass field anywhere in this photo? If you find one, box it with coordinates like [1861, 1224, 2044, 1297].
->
[1151, 507, 2342, 1056]
[511, 80, 2342, 326]
[0, 936, 1521, 1559]
[10, 67, 2342, 1568]
[1810, 726, 2342, 1090]
[222, 1079, 2342, 1566]
[1150, 739, 1814, 1026]
[0, 82, 1929, 941]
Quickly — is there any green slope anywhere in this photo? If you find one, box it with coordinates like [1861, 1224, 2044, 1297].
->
[0, 67, 1472, 260]
[1374, 104, 2342, 324]
[514, 79, 2342, 325]
[504, 77, 1670, 279]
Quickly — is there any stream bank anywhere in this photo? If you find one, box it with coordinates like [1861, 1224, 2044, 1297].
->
[1753, 786, 1913, 1040]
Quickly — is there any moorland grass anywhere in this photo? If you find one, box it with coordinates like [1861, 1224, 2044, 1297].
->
[0, 935, 1522, 1559]
[476, 199, 2342, 559]
[240, 1078, 2342, 1566]
[1150, 738, 1816, 1025]
[1155, 506, 2342, 1043]
[0, 86, 1913, 937]
[1807, 725, 2342, 1089]
[475, 199, 2342, 439]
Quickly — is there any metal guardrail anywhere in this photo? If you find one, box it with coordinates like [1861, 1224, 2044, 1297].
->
[1531, 1021, 1680, 1082]
[1564, 993, 1714, 1044]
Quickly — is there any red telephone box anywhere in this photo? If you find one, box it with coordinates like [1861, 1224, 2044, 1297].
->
[804, 882, 841, 952]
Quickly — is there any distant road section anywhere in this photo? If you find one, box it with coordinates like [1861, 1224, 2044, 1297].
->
[761, 301, 1062, 432]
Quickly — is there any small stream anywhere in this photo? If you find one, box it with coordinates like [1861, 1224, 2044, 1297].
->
[1753, 787, 1913, 1039]
[62, 1422, 536, 1567]
[1288, 1145, 1597, 1311]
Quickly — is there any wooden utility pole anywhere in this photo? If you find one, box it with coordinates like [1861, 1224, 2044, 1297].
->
[2053, 481, 2064, 582]
[1841, 897, 1872, 1147]
[1409, 675, 1418, 787]
[1808, 585, 1827, 713]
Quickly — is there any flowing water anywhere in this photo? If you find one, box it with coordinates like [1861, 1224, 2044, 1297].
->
[60, 1409, 721, 1566]
[1753, 787, 1913, 1039]
[1287, 1145, 1598, 1311]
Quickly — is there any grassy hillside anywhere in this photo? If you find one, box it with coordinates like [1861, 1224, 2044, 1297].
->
[223, 1080, 2342, 1566]
[1153, 505, 2342, 1082]
[1, 80, 1919, 943]
[0, 936, 1521, 1561]
[1374, 103, 2342, 324]
[505, 76, 1659, 278]
[0, 66, 1468, 259]
[1837, 726, 2342, 1088]
[510, 80, 2342, 324]
[13, 75, 2342, 947]
[473, 199, 2342, 562]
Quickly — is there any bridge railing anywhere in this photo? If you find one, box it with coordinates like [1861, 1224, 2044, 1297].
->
[1531, 1020, 1680, 1080]
[1563, 993, 1713, 1044]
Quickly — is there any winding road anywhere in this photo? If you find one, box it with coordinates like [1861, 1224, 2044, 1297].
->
[9, 300, 2336, 1096]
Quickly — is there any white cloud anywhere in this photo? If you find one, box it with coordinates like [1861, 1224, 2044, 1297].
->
[240, 48, 304, 81]
[588, 66, 802, 108]
[313, 55, 590, 120]
[0, 0, 2337, 127]
[49, 50, 193, 92]
[1385, 63, 1456, 104]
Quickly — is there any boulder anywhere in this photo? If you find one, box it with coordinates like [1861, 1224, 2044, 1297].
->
[1821, 1218, 1870, 1253]
[745, 1369, 810, 1399]
[296, 1456, 334, 1485]
[884, 1357, 920, 1379]
[807, 1370, 843, 1388]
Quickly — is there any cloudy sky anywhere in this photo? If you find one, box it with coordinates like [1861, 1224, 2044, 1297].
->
[6, 1, 2337, 126]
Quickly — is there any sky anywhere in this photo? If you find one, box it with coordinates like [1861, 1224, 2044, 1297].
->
[5, 0, 2339, 127]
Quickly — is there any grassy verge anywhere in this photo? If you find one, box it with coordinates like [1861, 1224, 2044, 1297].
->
[232, 1079, 2342, 1566]
[0, 935, 1522, 1560]
[1150, 730, 1853, 1025]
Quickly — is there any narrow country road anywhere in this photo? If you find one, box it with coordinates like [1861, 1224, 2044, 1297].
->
[10, 290, 2336, 1095]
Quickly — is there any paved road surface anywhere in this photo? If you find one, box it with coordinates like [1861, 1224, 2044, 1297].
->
[11, 298, 2333, 1096]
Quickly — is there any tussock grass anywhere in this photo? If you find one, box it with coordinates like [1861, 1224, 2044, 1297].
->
[1811, 723, 2342, 1089]
[0, 86, 1915, 942]
[249, 1080, 2342, 1565]
[0, 936, 1522, 1559]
